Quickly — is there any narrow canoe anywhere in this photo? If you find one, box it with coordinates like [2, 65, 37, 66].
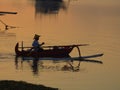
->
[15, 43, 74, 58]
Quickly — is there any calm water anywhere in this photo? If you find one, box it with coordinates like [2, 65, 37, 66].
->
[0, 0, 120, 90]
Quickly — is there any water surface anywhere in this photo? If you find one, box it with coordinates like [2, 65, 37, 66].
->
[0, 0, 120, 90]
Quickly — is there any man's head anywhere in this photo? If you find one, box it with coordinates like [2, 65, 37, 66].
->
[34, 34, 40, 40]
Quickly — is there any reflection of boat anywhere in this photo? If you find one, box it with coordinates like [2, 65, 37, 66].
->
[35, 0, 67, 14]
[15, 42, 89, 58]
[15, 56, 103, 75]
[0, 31, 16, 37]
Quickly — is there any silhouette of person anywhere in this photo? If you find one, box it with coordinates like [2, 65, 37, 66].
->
[32, 34, 45, 52]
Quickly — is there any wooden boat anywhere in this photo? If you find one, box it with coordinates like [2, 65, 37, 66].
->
[15, 42, 88, 58]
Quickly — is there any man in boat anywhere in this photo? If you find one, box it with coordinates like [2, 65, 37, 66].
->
[32, 34, 45, 52]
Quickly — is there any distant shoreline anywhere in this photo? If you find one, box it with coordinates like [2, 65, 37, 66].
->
[0, 80, 58, 90]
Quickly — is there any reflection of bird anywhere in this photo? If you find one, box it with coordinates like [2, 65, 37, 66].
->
[0, 11, 17, 30]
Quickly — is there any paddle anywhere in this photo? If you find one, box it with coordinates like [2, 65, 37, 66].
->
[42, 44, 89, 48]
[18, 44, 89, 49]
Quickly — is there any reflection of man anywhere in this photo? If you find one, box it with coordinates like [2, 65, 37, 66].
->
[32, 34, 45, 52]
[32, 58, 39, 75]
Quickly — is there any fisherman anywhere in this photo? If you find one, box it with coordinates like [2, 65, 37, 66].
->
[32, 34, 45, 52]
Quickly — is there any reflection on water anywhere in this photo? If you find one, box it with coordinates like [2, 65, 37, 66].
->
[15, 56, 103, 75]
[0, 31, 16, 37]
[0, 30, 16, 55]
[0, 0, 120, 90]
[35, 0, 68, 16]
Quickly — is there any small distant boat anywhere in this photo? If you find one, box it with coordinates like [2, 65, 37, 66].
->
[15, 42, 89, 58]
[0, 11, 17, 30]
[0, 11, 17, 16]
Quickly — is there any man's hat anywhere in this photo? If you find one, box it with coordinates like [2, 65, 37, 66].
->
[34, 34, 40, 39]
